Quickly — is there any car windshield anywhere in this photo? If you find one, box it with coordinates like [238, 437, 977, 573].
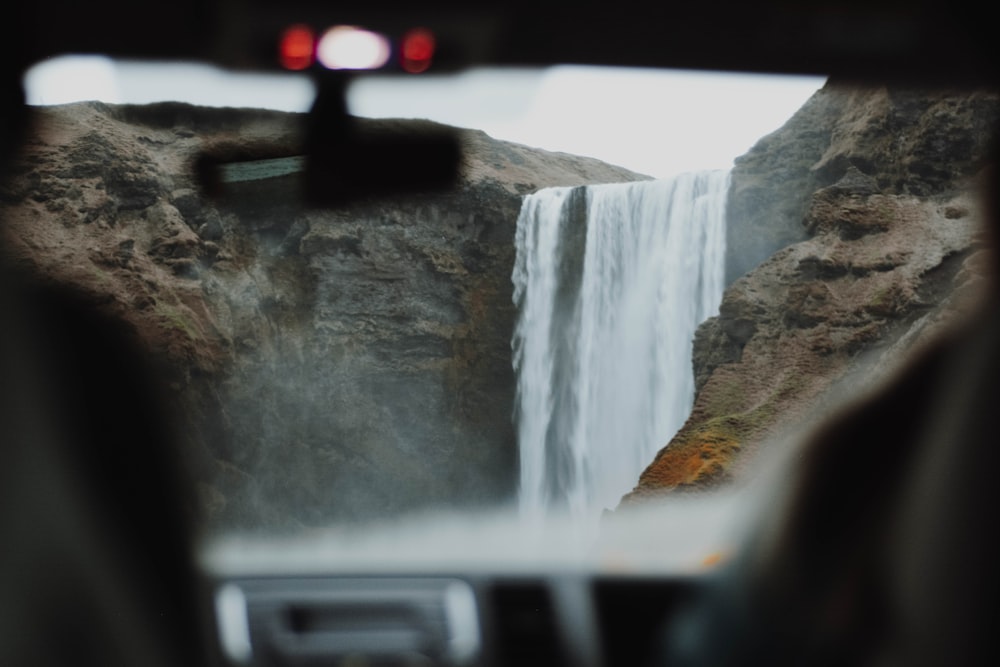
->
[7, 55, 997, 577]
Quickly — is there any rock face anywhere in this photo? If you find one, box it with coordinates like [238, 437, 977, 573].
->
[625, 83, 998, 501]
[724, 84, 998, 284]
[0, 101, 645, 531]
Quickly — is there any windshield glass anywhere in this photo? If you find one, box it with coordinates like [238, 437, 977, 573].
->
[9, 58, 996, 575]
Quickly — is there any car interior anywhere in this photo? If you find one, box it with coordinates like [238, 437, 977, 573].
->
[2, 2, 998, 666]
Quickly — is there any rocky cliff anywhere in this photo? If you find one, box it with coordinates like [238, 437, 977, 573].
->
[0, 101, 645, 531]
[625, 83, 998, 502]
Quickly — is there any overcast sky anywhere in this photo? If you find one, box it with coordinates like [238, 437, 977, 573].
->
[25, 56, 825, 178]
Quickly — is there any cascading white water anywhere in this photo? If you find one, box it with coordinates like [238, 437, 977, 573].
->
[512, 170, 730, 520]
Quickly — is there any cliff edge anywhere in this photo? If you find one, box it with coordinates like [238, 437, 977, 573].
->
[624, 83, 998, 502]
[0, 101, 646, 530]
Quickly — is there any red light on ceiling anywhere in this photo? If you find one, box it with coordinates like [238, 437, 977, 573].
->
[401, 28, 436, 73]
[279, 24, 316, 71]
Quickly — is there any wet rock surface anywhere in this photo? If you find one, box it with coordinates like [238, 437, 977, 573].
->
[0, 101, 646, 530]
[624, 84, 998, 503]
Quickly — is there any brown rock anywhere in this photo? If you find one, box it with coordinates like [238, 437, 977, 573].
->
[725, 82, 997, 283]
[624, 84, 997, 504]
[1, 101, 646, 531]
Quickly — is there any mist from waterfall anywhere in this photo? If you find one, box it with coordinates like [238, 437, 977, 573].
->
[512, 171, 730, 522]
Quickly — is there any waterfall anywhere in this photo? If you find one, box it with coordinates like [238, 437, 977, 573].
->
[512, 170, 730, 520]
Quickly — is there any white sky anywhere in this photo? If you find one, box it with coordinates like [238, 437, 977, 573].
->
[24, 56, 825, 178]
